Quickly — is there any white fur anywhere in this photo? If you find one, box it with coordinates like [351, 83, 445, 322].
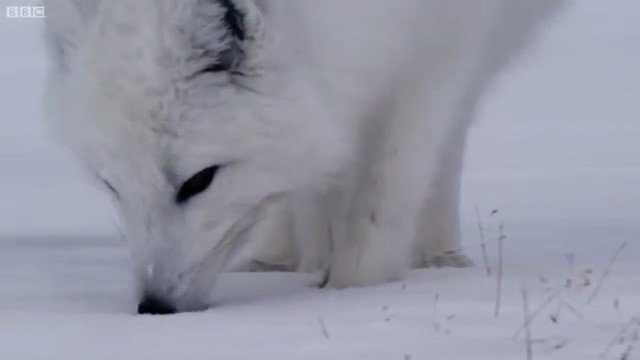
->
[45, 0, 562, 310]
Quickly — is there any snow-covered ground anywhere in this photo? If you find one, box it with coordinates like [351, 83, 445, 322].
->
[0, 1, 639, 359]
[1, 236, 639, 359]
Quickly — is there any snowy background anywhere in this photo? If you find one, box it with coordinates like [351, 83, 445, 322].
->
[0, 1, 639, 359]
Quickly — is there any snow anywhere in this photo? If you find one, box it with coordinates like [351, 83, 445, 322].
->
[1, 236, 639, 359]
[0, 0, 639, 359]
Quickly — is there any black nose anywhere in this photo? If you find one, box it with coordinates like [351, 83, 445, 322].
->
[137, 296, 176, 315]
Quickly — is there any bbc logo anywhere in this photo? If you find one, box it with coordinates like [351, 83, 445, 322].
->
[6, 6, 45, 19]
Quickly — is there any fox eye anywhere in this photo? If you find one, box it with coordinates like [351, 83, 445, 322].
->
[176, 165, 221, 204]
[198, 48, 236, 74]
[199, 62, 229, 73]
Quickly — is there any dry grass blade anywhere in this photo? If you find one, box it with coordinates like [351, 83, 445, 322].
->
[602, 316, 640, 357]
[475, 206, 492, 277]
[522, 288, 533, 360]
[620, 329, 639, 360]
[494, 222, 506, 318]
[514, 289, 562, 339]
[588, 241, 628, 304]
[318, 317, 330, 339]
[559, 300, 583, 320]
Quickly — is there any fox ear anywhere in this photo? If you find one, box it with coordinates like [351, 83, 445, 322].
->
[44, 0, 101, 72]
[215, 0, 247, 41]
[190, 0, 268, 73]
[193, 0, 269, 42]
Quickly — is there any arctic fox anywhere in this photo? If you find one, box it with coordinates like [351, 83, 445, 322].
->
[45, 0, 561, 313]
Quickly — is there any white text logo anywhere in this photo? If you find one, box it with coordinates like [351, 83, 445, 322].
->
[6, 6, 45, 19]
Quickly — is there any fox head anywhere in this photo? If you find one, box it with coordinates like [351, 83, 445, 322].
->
[45, 0, 352, 313]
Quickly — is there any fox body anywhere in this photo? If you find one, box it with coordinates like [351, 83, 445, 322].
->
[46, 0, 560, 313]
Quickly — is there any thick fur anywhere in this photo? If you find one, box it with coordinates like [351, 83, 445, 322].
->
[45, 0, 562, 310]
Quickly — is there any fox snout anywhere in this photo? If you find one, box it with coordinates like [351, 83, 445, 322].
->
[137, 295, 177, 315]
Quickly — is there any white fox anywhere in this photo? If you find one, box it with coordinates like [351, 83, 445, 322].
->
[45, 0, 561, 313]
